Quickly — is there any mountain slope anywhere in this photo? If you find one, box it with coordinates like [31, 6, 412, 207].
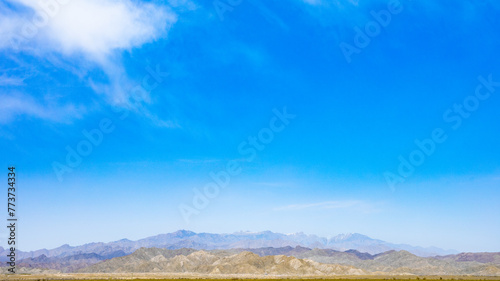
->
[78, 248, 500, 276]
[18, 253, 106, 273]
[435, 252, 500, 265]
[79, 248, 366, 275]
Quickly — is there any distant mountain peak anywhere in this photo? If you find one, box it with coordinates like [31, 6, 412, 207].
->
[117, 238, 132, 242]
[330, 233, 376, 242]
[332, 233, 354, 240]
[172, 229, 196, 237]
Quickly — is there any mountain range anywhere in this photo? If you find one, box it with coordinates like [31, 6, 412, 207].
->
[3, 230, 500, 276]
[0, 229, 458, 262]
[12, 247, 500, 276]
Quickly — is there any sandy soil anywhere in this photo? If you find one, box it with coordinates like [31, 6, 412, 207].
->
[2, 273, 500, 281]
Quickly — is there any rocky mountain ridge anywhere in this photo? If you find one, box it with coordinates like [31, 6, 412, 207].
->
[76, 247, 500, 276]
[79, 249, 366, 275]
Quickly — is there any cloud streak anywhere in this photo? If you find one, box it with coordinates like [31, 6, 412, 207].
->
[0, 73, 25, 86]
[274, 200, 376, 212]
[0, 92, 86, 124]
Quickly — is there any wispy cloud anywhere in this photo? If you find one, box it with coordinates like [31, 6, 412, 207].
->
[253, 182, 291, 188]
[0, 73, 25, 86]
[274, 200, 378, 212]
[0, 92, 86, 124]
[247, 0, 289, 30]
[178, 159, 222, 164]
[177, 158, 247, 164]
[168, 0, 198, 11]
[299, 0, 359, 8]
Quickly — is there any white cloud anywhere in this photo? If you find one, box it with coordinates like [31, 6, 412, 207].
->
[6, 0, 176, 60]
[0, 0, 177, 109]
[0, 12, 24, 49]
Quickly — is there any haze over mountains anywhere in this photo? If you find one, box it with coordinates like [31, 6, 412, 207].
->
[0, 230, 457, 261]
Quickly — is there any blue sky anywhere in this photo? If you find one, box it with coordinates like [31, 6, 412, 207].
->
[0, 0, 499, 252]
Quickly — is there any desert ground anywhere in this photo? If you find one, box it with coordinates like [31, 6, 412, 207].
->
[2, 274, 500, 281]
